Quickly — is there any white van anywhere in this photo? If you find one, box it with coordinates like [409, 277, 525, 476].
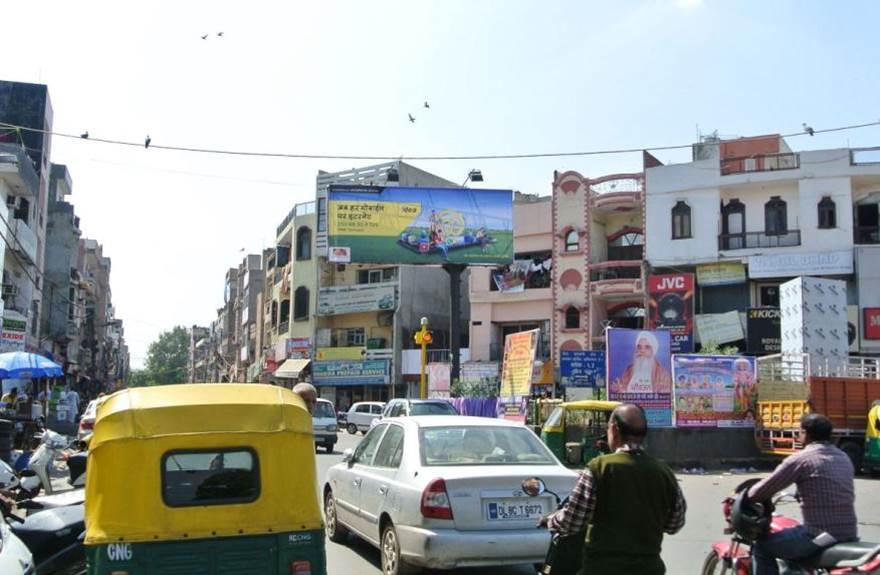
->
[312, 398, 338, 453]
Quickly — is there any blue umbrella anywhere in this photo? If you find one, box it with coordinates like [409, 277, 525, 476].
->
[0, 351, 63, 379]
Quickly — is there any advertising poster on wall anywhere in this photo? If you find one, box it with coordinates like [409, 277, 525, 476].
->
[696, 262, 746, 286]
[327, 185, 514, 266]
[560, 350, 606, 388]
[317, 283, 396, 316]
[746, 308, 781, 354]
[647, 274, 695, 353]
[606, 328, 673, 427]
[500, 329, 539, 397]
[427, 363, 451, 397]
[0, 312, 27, 353]
[672, 355, 757, 428]
[312, 360, 390, 386]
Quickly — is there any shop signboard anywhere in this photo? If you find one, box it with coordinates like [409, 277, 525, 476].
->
[695, 311, 744, 345]
[0, 312, 27, 353]
[286, 337, 312, 359]
[672, 354, 757, 428]
[696, 262, 746, 286]
[315, 347, 365, 361]
[327, 185, 514, 265]
[500, 329, 539, 397]
[865, 308, 880, 340]
[312, 359, 390, 386]
[606, 328, 673, 427]
[748, 250, 853, 279]
[647, 273, 695, 353]
[317, 283, 396, 316]
[560, 350, 605, 388]
[746, 308, 781, 354]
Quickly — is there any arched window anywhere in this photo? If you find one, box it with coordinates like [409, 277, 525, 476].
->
[765, 196, 787, 235]
[671, 201, 691, 239]
[565, 307, 580, 330]
[294, 287, 309, 321]
[296, 226, 312, 260]
[722, 199, 746, 249]
[818, 196, 836, 229]
[564, 229, 579, 252]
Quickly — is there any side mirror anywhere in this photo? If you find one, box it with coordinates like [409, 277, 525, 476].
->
[521, 477, 546, 497]
[342, 448, 355, 466]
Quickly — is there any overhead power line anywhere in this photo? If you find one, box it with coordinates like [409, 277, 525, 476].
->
[1, 120, 879, 161]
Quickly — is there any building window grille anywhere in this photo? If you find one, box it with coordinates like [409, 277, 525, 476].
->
[671, 201, 692, 239]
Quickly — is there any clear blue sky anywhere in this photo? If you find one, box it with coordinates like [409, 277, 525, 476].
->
[3, 0, 879, 367]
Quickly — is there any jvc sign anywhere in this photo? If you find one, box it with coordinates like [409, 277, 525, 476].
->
[647, 274, 695, 354]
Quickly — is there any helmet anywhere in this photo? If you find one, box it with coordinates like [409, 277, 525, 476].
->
[729, 478, 772, 542]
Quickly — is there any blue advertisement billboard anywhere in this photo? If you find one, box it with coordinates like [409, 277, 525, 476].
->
[560, 350, 606, 388]
[606, 328, 673, 427]
[328, 185, 513, 265]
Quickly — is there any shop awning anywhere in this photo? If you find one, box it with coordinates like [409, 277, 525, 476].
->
[274, 358, 311, 379]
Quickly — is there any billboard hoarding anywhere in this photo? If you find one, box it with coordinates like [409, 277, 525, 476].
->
[312, 360, 390, 386]
[317, 283, 396, 316]
[695, 311, 744, 345]
[560, 350, 605, 388]
[427, 363, 451, 397]
[746, 308, 781, 354]
[328, 185, 513, 265]
[696, 262, 746, 286]
[672, 355, 757, 428]
[606, 328, 673, 427]
[647, 274, 694, 353]
[500, 329, 539, 397]
[0, 313, 27, 353]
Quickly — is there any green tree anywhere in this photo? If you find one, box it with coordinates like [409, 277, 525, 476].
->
[698, 340, 740, 356]
[128, 369, 153, 387]
[144, 326, 189, 385]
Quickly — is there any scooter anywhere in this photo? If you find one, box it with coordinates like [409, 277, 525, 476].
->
[1, 494, 86, 574]
[15, 429, 70, 501]
[703, 478, 880, 574]
[523, 477, 584, 575]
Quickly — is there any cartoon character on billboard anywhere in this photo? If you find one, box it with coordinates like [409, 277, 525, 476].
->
[611, 330, 673, 393]
[733, 357, 756, 413]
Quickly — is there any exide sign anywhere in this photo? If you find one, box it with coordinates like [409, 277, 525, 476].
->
[647, 274, 695, 353]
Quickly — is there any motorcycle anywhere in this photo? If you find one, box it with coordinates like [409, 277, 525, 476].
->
[15, 429, 70, 500]
[523, 477, 584, 575]
[1, 493, 86, 574]
[703, 478, 880, 574]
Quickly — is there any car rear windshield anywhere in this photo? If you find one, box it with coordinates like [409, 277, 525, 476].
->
[162, 448, 259, 507]
[411, 402, 458, 416]
[313, 401, 335, 419]
[420, 426, 555, 466]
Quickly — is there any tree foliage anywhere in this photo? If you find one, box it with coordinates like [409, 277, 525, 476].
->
[128, 369, 152, 387]
[143, 326, 189, 385]
[698, 340, 740, 356]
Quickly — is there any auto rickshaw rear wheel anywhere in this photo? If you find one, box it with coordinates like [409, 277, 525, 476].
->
[325, 490, 350, 543]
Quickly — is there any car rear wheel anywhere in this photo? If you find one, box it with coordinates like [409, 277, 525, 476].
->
[324, 490, 349, 543]
[347, 423, 358, 435]
[381, 523, 419, 575]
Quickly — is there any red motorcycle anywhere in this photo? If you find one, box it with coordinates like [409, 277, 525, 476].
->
[703, 478, 880, 574]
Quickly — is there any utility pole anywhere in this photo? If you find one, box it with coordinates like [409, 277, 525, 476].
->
[443, 264, 466, 384]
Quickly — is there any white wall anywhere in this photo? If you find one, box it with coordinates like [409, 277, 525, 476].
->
[645, 185, 720, 265]
[797, 177, 854, 253]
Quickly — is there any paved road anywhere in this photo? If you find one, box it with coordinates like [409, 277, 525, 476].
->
[317, 432, 880, 575]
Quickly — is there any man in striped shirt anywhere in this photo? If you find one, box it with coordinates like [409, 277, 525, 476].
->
[748, 413, 858, 575]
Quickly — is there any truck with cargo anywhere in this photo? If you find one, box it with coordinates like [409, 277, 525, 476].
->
[755, 354, 880, 471]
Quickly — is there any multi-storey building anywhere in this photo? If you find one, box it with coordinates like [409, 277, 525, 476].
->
[313, 161, 470, 409]
[468, 193, 553, 368]
[235, 254, 263, 382]
[551, 170, 647, 359]
[645, 134, 880, 353]
[186, 325, 210, 383]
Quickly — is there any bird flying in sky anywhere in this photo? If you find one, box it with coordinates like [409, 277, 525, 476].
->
[424, 101, 430, 109]
[145, 135, 151, 149]
[201, 34, 208, 40]
[408, 113, 415, 123]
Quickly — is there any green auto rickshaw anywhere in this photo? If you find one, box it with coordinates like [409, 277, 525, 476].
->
[540, 400, 620, 467]
[865, 401, 880, 475]
[85, 384, 326, 575]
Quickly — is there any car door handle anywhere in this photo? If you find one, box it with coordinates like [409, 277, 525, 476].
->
[378, 486, 388, 495]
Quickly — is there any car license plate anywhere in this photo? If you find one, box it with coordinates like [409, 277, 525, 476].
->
[485, 498, 545, 521]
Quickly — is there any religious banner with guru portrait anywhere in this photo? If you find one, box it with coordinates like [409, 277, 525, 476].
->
[606, 328, 673, 427]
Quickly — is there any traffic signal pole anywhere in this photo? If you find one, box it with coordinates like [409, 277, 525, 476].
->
[415, 317, 432, 399]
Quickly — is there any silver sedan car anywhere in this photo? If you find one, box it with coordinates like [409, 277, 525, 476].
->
[323, 415, 578, 574]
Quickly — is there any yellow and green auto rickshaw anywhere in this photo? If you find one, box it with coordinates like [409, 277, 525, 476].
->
[540, 400, 620, 467]
[866, 401, 880, 475]
[85, 384, 326, 575]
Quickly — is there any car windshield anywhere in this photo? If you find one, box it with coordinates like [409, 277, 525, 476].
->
[420, 425, 555, 466]
[313, 401, 335, 418]
[411, 402, 458, 416]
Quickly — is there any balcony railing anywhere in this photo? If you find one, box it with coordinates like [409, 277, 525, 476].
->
[606, 245, 643, 261]
[718, 230, 801, 250]
[855, 226, 880, 244]
[720, 153, 800, 176]
[590, 266, 641, 282]
[9, 217, 38, 264]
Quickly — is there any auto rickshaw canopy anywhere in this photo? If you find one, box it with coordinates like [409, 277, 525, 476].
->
[85, 384, 321, 545]
[542, 400, 621, 433]
[868, 402, 880, 440]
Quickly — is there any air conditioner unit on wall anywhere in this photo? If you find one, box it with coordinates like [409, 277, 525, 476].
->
[1, 284, 19, 297]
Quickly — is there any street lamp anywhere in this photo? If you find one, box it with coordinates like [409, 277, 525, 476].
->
[461, 169, 483, 187]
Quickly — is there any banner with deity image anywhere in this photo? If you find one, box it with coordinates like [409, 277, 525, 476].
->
[606, 328, 673, 427]
[672, 354, 757, 428]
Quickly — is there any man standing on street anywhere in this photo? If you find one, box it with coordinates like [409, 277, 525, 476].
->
[748, 413, 858, 575]
[292, 382, 318, 415]
[545, 403, 686, 574]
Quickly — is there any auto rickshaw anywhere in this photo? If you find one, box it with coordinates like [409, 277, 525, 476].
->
[541, 400, 620, 467]
[866, 401, 880, 475]
[85, 384, 326, 575]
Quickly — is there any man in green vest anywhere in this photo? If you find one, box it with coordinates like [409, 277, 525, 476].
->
[545, 403, 686, 574]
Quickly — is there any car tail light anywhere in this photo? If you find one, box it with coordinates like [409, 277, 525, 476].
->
[290, 560, 311, 574]
[80, 420, 94, 431]
[420, 478, 453, 520]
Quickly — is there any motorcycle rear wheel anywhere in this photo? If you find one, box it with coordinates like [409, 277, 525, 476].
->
[701, 550, 733, 575]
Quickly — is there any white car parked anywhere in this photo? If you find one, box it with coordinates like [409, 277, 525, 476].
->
[345, 401, 385, 434]
[323, 416, 578, 574]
